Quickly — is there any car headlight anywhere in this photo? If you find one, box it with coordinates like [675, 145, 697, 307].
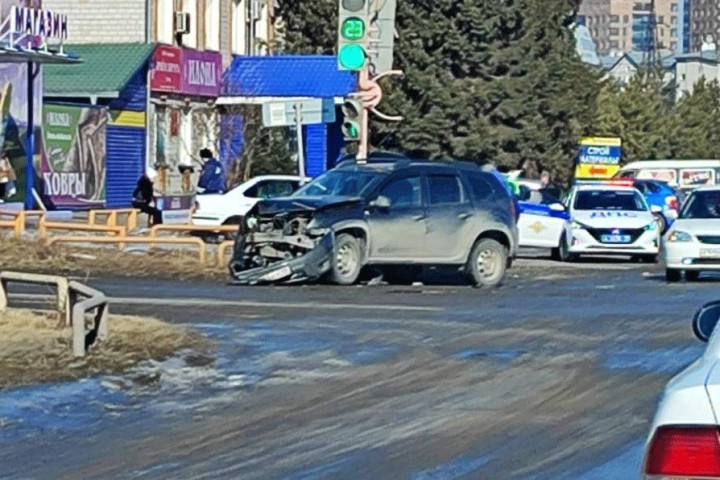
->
[245, 215, 258, 230]
[667, 230, 693, 242]
[570, 220, 588, 230]
[645, 221, 658, 231]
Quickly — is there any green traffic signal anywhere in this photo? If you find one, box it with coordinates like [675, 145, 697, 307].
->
[341, 17, 365, 41]
[343, 121, 360, 139]
[338, 44, 366, 70]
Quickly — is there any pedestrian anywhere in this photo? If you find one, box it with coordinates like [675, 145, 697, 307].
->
[132, 168, 163, 225]
[196, 148, 225, 194]
[540, 170, 562, 199]
[0, 153, 16, 202]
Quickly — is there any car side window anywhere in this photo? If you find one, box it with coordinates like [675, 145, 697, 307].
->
[379, 176, 422, 208]
[646, 182, 662, 194]
[427, 174, 463, 205]
[464, 171, 498, 202]
[244, 183, 259, 198]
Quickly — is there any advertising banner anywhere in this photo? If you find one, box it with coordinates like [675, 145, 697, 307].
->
[150, 46, 222, 97]
[41, 103, 107, 207]
[575, 136, 622, 179]
[680, 168, 715, 188]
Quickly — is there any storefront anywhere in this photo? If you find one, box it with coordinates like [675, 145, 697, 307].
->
[148, 45, 222, 223]
[42, 43, 154, 209]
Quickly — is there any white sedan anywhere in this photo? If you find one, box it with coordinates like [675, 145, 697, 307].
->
[663, 186, 720, 282]
[191, 175, 307, 227]
[642, 300, 720, 479]
[559, 182, 661, 262]
[516, 184, 569, 259]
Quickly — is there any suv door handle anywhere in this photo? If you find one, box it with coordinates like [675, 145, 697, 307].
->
[412, 214, 426, 221]
[458, 212, 472, 220]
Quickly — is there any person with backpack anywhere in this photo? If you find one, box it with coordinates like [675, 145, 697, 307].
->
[196, 148, 225, 194]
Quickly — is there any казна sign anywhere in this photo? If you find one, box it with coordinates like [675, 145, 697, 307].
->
[41, 104, 108, 207]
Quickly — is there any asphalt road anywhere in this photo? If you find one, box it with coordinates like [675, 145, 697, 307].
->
[1, 255, 718, 480]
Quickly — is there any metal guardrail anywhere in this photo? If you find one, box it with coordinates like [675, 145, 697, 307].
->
[216, 240, 235, 266]
[0, 271, 108, 357]
[46, 236, 208, 264]
[150, 223, 238, 238]
[0, 210, 46, 239]
[39, 216, 128, 241]
[88, 209, 139, 231]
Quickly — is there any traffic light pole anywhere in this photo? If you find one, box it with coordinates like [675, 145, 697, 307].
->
[357, 68, 370, 163]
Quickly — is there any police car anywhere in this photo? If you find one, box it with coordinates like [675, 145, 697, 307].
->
[516, 182, 569, 259]
[558, 180, 662, 262]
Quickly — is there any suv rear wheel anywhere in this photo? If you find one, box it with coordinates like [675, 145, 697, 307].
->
[327, 233, 362, 285]
[467, 238, 508, 287]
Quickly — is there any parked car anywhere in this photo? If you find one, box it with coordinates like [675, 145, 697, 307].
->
[229, 153, 518, 287]
[191, 175, 307, 227]
[642, 300, 720, 479]
[516, 183, 569, 259]
[558, 180, 661, 262]
[662, 186, 720, 282]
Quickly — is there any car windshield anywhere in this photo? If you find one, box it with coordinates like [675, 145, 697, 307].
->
[679, 191, 720, 219]
[574, 190, 646, 211]
[293, 170, 383, 197]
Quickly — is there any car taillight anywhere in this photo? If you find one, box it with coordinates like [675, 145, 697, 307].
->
[665, 196, 679, 211]
[644, 425, 720, 477]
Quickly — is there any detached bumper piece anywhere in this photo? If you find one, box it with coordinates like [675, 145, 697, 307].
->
[228, 233, 334, 285]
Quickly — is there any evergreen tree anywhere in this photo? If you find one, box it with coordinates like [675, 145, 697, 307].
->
[667, 79, 720, 159]
[593, 81, 624, 139]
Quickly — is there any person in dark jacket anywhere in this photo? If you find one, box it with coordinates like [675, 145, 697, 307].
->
[196, 148, 225, 194]
[132, 169, 162, 225]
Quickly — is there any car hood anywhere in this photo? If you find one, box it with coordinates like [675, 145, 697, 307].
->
[256, 196, 364, 215]
[671, 219, 720, 235]
[573, 210, 654, 228]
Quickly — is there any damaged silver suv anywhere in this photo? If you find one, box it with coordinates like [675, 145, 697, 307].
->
[229, 153, 518, 287]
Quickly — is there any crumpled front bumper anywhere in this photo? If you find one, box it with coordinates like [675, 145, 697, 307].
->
[228, 232, 334, 285]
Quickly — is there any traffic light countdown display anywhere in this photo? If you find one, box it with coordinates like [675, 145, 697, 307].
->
[337, 0, 368, 71]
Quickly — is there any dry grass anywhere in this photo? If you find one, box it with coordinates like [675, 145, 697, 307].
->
[0, 308, 213, 389]
[0, 238, 226, 281]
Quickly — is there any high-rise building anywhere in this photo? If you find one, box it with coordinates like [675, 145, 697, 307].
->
[579, 0, 681, 56]
[689, 0, 719, 52]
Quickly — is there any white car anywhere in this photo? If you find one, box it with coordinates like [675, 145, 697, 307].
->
[642, 300, 720, 479]
[191, 175, 307, 227]
[558, 181, 661, 262]
[663, 186, 720, 282]
[516, 184, 569, 258]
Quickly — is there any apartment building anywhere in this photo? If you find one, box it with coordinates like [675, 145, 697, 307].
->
[689, 0, 720, 52]
[579, 0, 685, 55]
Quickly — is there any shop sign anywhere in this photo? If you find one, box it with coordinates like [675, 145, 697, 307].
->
[41, 104, 107, 207]
[150, 46, 222, 97]
[575, 136, 622, 180]
[10, 6, 68, 40]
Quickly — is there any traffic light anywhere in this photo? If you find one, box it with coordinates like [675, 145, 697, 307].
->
[337, 0, 368, 71]
[341, 98, 363, 140]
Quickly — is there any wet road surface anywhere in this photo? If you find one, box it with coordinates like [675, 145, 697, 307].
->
[1, 256, 718, 479]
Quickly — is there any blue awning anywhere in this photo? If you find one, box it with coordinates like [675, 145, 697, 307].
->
[222, 55, 357, 98]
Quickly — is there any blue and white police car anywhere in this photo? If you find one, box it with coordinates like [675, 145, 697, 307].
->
[558, 180, 661, 262]
[516, 181, 570, 259]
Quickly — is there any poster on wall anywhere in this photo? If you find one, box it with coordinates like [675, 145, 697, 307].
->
[636, 169, 678, 186]
[41, 104, 107, 207]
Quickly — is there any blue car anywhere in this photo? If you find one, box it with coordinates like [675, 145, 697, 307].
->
[632, 179, 679, 233]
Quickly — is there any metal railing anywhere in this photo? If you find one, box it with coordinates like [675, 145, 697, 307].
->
[47, 236, 208, 264]
[0, 271, 108, 357]
[39, 216, 128, 241]
[216, 239, 235, 266]
[88, 208, 139, 231]
[149, 223, 238, 238]
[0, 210, 46, 239]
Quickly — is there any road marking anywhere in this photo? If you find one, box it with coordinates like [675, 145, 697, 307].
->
[8, 293, 444, 312]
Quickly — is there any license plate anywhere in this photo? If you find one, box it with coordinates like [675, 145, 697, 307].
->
[700, 249, 720, 258]
[601, 234, 631, 243]
[261, 266, 292, 281]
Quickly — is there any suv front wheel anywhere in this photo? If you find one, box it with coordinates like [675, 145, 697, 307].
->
[327, 233, 362, 285]
[467, 238, 508, 288]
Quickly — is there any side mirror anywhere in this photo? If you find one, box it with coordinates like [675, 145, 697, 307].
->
[693, 301, 720, 342]
[370, 195, 391, 210]
[650, 205, 663, 214]
[549, 203, 565, 212]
